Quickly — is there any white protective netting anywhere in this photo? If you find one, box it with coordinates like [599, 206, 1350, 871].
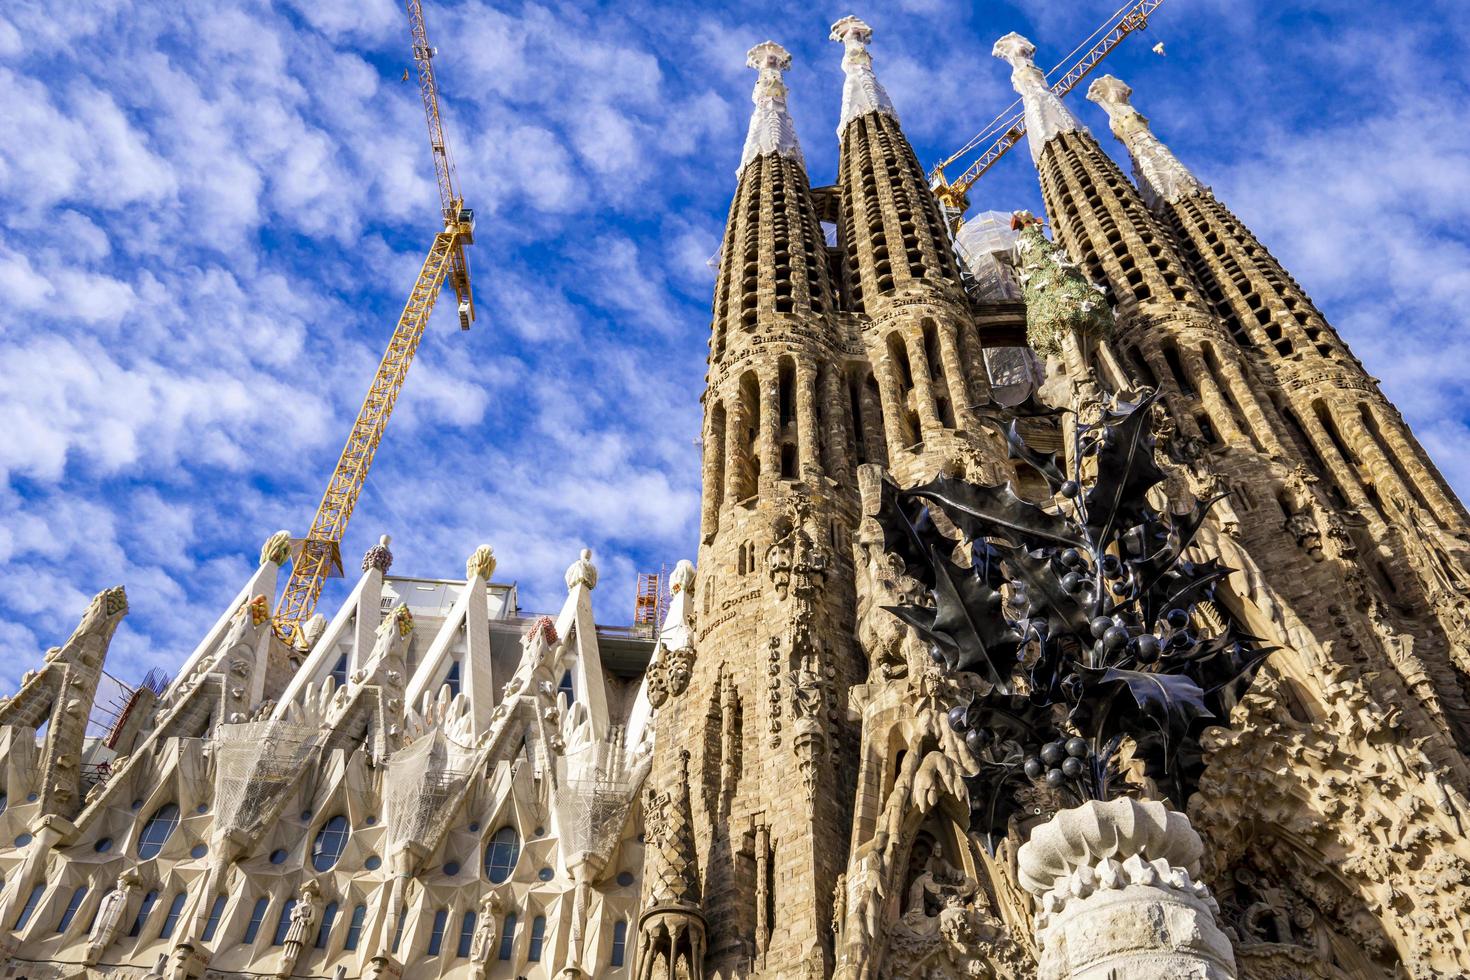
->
[954, 211, 1044, 406]
[384, 730, 475, 855]
[555, 736, 642, 867]
[212, 720, 321, 836]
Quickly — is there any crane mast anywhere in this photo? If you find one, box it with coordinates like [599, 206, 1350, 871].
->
[930, 0, 1166, 222]
[273, 0, 477, 643]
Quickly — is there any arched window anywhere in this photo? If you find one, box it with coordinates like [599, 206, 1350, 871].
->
[137, 803, 180, 858]
[14, 884, 45, 930]
[56, 885, 88, 933]
[484, 825, 520, 883]
[242, 897, 269, 944]
[273, 899, 297, 945]
[528, 914, 546, 961]
[428, 908, 449, 955]
[316, 901, 338, 949]
[457, 910, 477, 957]
[444, 661, 461, 699]
[498, 912, 517, 960]
[160, 893, 187, 939]
[611, 919, 628, 967]
[129, 890, 159, 937]
[344, 904, 367, 951]
[202, 895, 227, 942]
[311, 815, 349, 872]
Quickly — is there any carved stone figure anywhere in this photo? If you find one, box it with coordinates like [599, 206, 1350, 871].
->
[86, 870, 141, 965]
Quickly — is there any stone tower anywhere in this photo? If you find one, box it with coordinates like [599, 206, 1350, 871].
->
[655, 38, 865, 979]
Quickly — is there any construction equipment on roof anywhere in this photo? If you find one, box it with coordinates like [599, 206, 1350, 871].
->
[272, 0, 477, 644]
[634, 571, 664, 631]
[929, 0, 1166, 224]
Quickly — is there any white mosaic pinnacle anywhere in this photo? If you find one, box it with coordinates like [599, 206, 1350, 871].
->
[992, 31, 1087, 163]
[1087, 73, 1208, 210]
[831, 15, 898, 133]
[739, 40, 805, 176]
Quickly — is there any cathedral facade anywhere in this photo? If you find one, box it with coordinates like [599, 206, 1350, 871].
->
[3, 14, 1470, 980]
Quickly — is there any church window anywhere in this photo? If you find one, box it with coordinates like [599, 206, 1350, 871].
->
[344, 904, 367, 950]
[130, 890, 159, 937]
[202, 895, 226, 942]
[558, 670, 575, 704]
[56, 886, 87, 933]
[499, 912, 518, 960]
[311, 815, 349, 871]
[14, 884, 45, 931]
[137, 803, 180, 858]
[528, 914, 547, 961]
[160, 892, 187, 939]
[611, 919, 628, 966]
[444, 660, 461, 699]
[330, 653, 348, 689]
[272, 900, 297, 945]
[458, 910, 477, 957]
[392, 909, 406, 952]
[316, 902, 338, 948]
[485, 825, 521, 883]
[428, 908, 449, 955]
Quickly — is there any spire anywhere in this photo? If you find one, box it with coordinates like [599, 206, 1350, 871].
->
[739, 41, 804, 176]
[992, 32, 1087, 163]
[830, 15, 897, 133]
[1086, 74, 1207, 210]
[646, 750, 702, 908]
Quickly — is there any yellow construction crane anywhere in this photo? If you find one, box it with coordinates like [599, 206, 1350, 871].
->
[930, 0, 1167, 222]
[273, 0, 477, 643]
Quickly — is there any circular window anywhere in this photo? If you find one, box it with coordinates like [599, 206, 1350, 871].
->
[468, 821, 480, 833]
[483, 826, 521, 884]
[14, 834, 31, 848]
[270, 849, 288, 865]
[190, 844, 208, 859]
[365, 815, 378, 826]
[538, 867, 554, 882]
[130, 799, 143, 811]
[94, 838, 113, 853]
[196, 803, 208, 814]
[311, 815, 350, 872]
[533, 826, 545, 836]
[25, 792, 38, 803]
[300, 809, 313, 821]
[617, 871, 635, 887]
[444, 861, 460, 877]
[137, 803, 180, 859]
[365, 855, 382, 871]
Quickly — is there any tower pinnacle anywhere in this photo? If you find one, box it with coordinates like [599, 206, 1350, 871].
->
[830, 15, 897, 133]
[992, 32, 1087, 163]
[739, 41, 804, 176]
[1086, 74, 1207, 210]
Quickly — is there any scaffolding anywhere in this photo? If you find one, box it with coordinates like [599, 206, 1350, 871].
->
[385, 730, 475, 855]
[212, 720, 321, 837]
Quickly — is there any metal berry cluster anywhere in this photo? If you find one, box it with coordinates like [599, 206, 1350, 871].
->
[876, 392, 1267, 851]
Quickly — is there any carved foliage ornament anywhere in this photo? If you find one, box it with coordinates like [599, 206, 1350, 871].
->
[875, 391, 1269, 852]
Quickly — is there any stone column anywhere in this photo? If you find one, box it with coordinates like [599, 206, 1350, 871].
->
[903, 332, 943, 435]
[702, 410, 725, 541]
[725, 393, 750, 506]
[796, 362, 821, 478]
[759, 371, 780, 488]
[873, 355, 911, 461]
[1180, 346, 1245, 444]
[935, 320, 978, 430]
[820, 365, 853, 482]
[1017, 798, 1235, 980]
[1213, 355, 1288, 457]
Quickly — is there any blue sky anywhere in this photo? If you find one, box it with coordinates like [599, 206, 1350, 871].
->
[2, 0, 1469, 689]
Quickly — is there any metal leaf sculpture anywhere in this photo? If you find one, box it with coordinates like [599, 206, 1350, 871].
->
[879, 390, 1270, 853]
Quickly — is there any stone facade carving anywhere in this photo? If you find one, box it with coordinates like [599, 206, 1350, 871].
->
[5, 12, 1470, 980]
